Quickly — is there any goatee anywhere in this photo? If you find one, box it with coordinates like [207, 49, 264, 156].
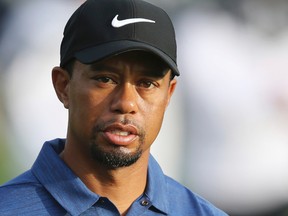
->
[89, 118, 145, 169]
[90, 144, 142, 169]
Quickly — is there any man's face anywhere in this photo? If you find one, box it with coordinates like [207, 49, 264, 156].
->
[62, 51, 176, 169]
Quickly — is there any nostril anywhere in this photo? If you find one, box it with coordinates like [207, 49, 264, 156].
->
[111, 101, 137, 114]
[110, 86, 138, 114]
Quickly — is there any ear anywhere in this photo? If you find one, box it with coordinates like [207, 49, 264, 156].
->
[52, 67, 70, 109]
[166, 78, 177, 108]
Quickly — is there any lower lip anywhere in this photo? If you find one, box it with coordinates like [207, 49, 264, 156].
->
[103, 132, 137, 146]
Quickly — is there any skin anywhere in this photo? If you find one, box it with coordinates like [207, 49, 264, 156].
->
[52, 51, 177, 215]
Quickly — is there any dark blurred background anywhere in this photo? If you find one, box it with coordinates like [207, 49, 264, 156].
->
[1, 0, 288, 215]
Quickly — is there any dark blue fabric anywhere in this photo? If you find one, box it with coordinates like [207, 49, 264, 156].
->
[0, 139, 228, 215]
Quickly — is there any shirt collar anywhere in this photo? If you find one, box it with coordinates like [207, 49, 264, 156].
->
[31, 139, 99, 216]
[146, 155, 169, 214]
[32, 139, 169, 215]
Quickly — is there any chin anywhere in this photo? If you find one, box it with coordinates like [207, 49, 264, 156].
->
[90, 143, 143, 169]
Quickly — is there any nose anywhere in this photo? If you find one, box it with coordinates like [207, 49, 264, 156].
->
[110, 83, 138, 114]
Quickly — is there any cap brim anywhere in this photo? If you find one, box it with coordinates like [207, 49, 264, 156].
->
[74, 40, 179, 76]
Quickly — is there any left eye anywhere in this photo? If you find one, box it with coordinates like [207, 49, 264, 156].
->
[138, 80, 156, 89]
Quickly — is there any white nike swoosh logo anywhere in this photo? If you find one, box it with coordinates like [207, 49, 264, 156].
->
[111, 15, 155, 28]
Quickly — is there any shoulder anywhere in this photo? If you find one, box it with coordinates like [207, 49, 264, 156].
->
[0, 170, 64, 215]
[164, 175, 228, 216]
[148, 155, 227, 215]
[0, 170, 40, 194]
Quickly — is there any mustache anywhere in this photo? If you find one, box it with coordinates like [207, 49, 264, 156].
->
[92, 117, 145, 137]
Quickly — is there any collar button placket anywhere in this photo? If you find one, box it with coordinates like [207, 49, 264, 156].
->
[140, 199, 150, 207]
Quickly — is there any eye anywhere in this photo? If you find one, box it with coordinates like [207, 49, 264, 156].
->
[91, 76, 118, 88]
[137, 80, 157, 89]
[94, 76, 116, 84]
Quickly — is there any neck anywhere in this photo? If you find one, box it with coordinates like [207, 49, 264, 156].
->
[60, 146, 150, 215]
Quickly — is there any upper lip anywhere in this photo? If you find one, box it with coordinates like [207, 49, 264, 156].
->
[103, 123, 138, 135]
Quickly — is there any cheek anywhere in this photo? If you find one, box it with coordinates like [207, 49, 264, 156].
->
[68, 88, 107, 136]
[141, 98, 167, 143]
[70, 85, 107, 114]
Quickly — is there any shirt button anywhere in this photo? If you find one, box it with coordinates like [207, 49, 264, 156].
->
[99, 198, 105, 204]
[141, 200, 150, 206]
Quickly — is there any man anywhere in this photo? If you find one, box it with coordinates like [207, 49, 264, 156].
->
[0, 0, 228, 215]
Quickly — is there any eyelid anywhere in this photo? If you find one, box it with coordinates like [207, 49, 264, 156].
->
[91, 74, 118, 86]
[137, 78, 159, 89]
[96, 77, 114, 82]
[91, 71, 118, 80]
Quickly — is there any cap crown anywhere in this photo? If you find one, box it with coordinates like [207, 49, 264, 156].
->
[60, 0, 178, 75]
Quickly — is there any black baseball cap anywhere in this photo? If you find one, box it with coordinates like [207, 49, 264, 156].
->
[60, 0, 180, 76]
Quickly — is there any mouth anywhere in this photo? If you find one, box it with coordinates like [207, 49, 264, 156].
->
[109, 130, 131, 136]
[102, 124, 138, 146]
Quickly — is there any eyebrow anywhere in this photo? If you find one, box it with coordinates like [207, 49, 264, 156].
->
[139, 69, 168, 78]
[89, 62, 169, 78]
[89, 64, 119, 73]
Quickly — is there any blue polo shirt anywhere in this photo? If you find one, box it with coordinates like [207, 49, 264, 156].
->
[0, 139, 227, 215]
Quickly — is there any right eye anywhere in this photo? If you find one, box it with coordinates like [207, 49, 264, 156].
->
[92, 76, 117, 88]
[94, 77, 115, 84]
